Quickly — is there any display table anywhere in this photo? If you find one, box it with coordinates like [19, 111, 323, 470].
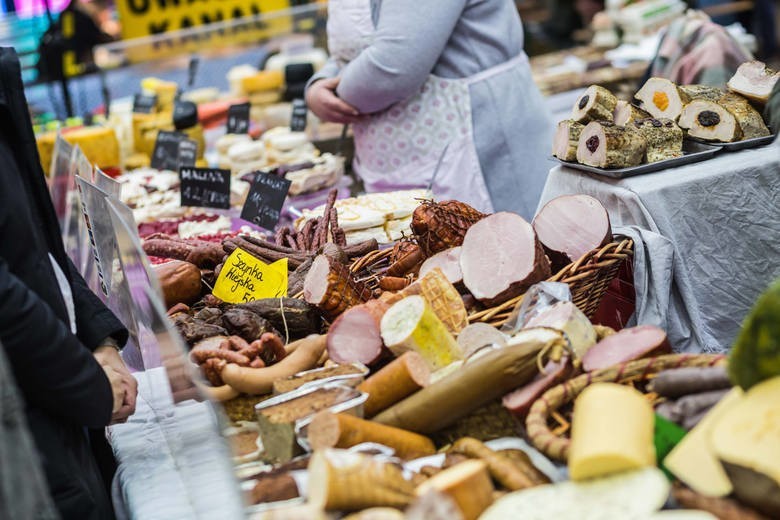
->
[539, 140, 780, 353]
[109, 369, 244, 519]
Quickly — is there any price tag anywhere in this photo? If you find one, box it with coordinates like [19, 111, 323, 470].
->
[212, 248, 288, 303]
[290, 98, 308, 132]
[133, 93, 157, 114]
[151, 130, 187, 171]
[179, 166, 231, 209]
[177, 138, 198, 168]
[240, 171, 291, 230]
[226, 102, 250, 134]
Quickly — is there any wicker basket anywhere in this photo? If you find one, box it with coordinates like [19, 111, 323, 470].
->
[468, 237, 634, 327]
[525, 353, 726, 461]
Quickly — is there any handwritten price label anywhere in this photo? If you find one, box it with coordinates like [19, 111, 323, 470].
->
[212, 248, 288, 303]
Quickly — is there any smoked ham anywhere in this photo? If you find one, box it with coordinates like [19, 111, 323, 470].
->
[502, 358, 571, 417]
[327, 300, 390, 366]
[571, 85, 618, 123]
[460, 212, 551, 307]
[632, 118, 684, 163]
[419, 247, 463, 286]
[614, 101, 650, 127]
[635, 78, 720, 121]
[411, 200, 486, 257]
[303, 254, 372, 321]
[552, 120, 584, 162]
[727, 60, 780, 105]
[532, 194, 612, 271]
[679, 93, 771, 142]
[581, 324, 671, 372]
[576, 121, 646, 169]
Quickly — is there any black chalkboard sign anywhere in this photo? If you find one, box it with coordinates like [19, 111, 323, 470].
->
[179, 167, 231, 209]
[290, 98, 308, 132]
[227, 102, 251, 134]
[177, 138, 198, 168]
[133, 93, 157, 114]
[151, 130, 187, 171]
[240, 172, 291, 230]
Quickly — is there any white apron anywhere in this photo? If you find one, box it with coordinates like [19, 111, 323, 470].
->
[327, 0, 533, 213]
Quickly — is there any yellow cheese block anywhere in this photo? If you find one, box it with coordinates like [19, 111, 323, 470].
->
[132, 112, 205, 160]
[140, 77, 178, 111]
[663, 388, 742, 497]
[568, 383, 655, 481]
[240, 69, 284, 95]
[37, 126, 120, 175]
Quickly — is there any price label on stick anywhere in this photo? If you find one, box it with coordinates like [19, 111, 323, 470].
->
[151, 130, 188, 171]
[240, 171, 291, 230]
[226, 102, 250, 134]
[290, 98, 308, 132]
[179, 167, 231, 209]
[133, 93, 157, 114]
[177, 138, 198, 168]
[212, 248, 288, 303]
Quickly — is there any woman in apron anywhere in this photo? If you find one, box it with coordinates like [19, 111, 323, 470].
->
[306, 0, 553, 218]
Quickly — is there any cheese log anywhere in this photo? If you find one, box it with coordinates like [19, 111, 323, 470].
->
[568, 383, 656, 481]
[532, 194, 612, 271]
[576, 121, 646, 169]
[418, 247, 463, 286]
[524, 301, 597, 360]
[664, 388, 742, 497]
[581, 324, 670, 372]
[308, 411, 436, 459]
[308, 449, 415, 511]
[552, 119, 584, 161]
[711, 377, 780, 516]
[373, 328, 565, 434]
[380, 295, 462, 370]
[327, 300, 390, 366]
[614, 100, 651, 126]
[415, 460, 494, 520]
[303, 254, 372, 321]
[571, 85, 618, 123]
[418, 268, 468, 334]
[727, 60, 780, 105]
[358, 351, 430, 418]
[460, 212, 551, 307]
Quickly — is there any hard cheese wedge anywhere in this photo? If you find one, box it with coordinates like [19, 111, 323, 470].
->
[568, 383, 655, 481]
[663, 387, 743, 497]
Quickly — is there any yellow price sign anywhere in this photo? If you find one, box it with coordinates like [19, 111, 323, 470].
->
[212, 247, 288, 303]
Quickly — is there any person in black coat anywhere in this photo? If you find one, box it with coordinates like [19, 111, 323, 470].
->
[0, 47, 137, 519]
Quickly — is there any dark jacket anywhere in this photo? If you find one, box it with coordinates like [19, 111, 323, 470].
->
[0, 47, 127, 519]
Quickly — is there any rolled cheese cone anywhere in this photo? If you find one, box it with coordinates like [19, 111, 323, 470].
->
[415, 460, 495, 520]
[552, 119, 584, 161]
[613, 100, 651, 126]
[308, 449, 415, 511]
[635, 77, 721, 121]
[727, 60, 780, 105]
[632, 117, 684, 163]
[568, 383, 656, 481]
[358, 351, 431, 418]
[308, 411, 436, 459]
[304, 254, 372, 321]
[576, 121, 646, 169]
[380, 295, 463, 370]
[571, 85, 618, 123]
[524, 301, 597, 360]
[419, 268, 468, 334]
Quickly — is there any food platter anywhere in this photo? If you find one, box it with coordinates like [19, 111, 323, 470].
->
[554, 140, 722, 179]
[689, 133, 777, 152]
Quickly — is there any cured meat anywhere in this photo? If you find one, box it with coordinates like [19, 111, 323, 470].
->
[679, 93, 771, 142]
[571, 85, 618, 123]
[727, 61, 780, 105]
[635, 78, 721, 121]
[411, 200, 486, 257]
[502, 358, 570, 417]
[632, 118, 684, 163]
[327, 300, 390, 366]
[303, 254, 372, 320]
[552, 119, 584, 162]
[533, 194, 612, 271]
[419, 247, 463, 286]
[460, 212, 551, 307]
[613, 101, 650, 127]
[581, 324, 671, 372]
[576, 121, 646, 169]
[237, 298, 321, 340]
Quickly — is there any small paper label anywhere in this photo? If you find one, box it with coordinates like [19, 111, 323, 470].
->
[240, 171, 291, 230]
[179, 166, 231, 209]
[212, 248, 288, 303]
[290, 98, 308, 132]
[226, 102, 251, 134]
[133, 93, 157, 114]
[151, 130, 188, 171]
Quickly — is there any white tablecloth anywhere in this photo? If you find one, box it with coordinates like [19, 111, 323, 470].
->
[539, 140, 780, 353]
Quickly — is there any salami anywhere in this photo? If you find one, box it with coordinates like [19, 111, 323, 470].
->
[581, 325, 671, 372]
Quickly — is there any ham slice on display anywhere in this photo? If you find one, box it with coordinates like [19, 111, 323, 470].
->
[327, 300, 390, 366]
[419, 247, 463, 286]
[503, 358, 570, 416]
[582, 324, 671, 372]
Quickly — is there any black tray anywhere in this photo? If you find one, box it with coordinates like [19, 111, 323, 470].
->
[554, 140, 722, 179]
[689, 133, 776, 152]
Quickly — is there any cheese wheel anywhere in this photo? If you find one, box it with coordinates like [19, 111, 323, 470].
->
[568, 383, 655, 481]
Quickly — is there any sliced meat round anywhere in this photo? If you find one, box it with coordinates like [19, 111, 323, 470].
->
[326, 300, 389, 365]
[419, 247, 463, 286]
[582, 324, 671, 372]
[303, 254, 372, 320]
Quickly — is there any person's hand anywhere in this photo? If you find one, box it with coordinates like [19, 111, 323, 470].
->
[100, 364, 125, 420]
[305, 77, 362, 124]
[95, 345, 138, 424]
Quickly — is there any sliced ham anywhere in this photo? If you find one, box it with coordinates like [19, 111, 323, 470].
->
[533, 194, 612, 272]
[419, 247, 463, 286]
[326, 300, 390, 365]
[582, 324, 671, 372]
[727, 60, 780, 105]
[502, 358, 570, 416]
[576, 121, 646, 169]
[460, 212, 551, 307]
